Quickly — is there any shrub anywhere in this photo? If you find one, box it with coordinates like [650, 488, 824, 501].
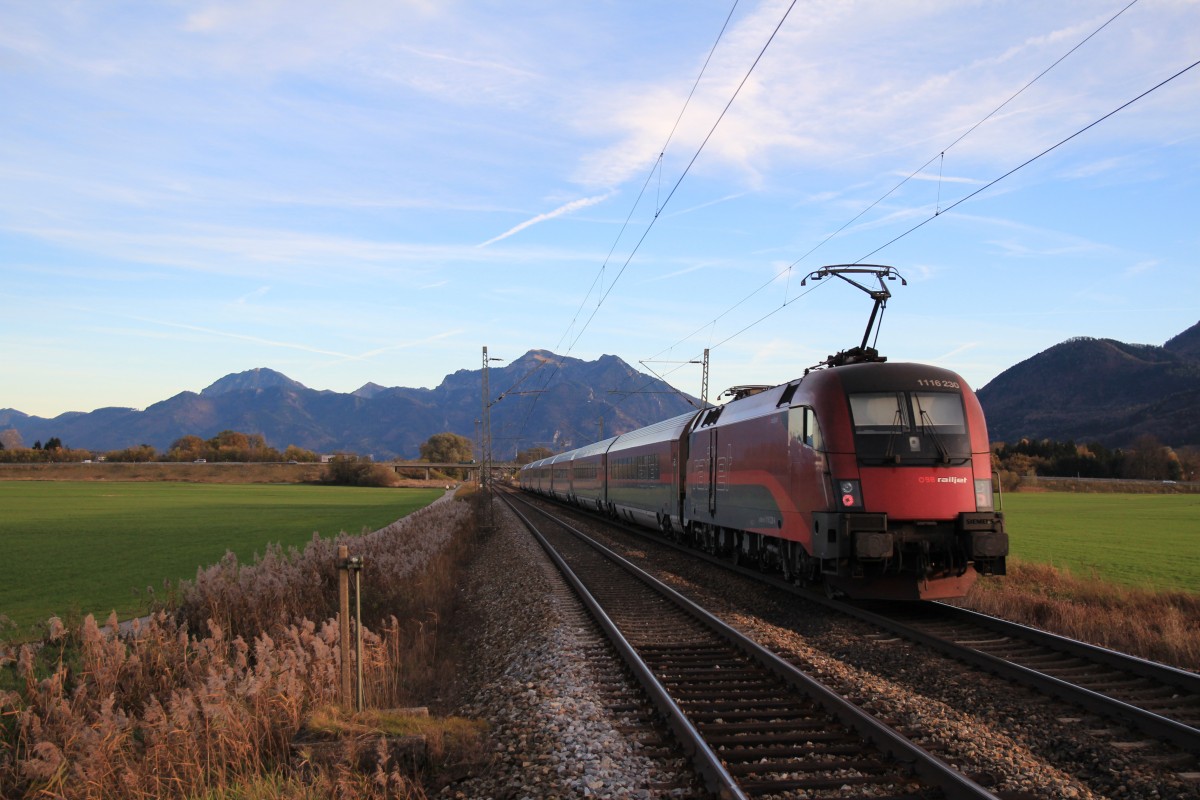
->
[322, 457, 397, 488]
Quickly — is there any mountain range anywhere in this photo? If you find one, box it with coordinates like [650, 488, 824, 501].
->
[0, 350, 699, 460]
[4, 323, 1199, 458]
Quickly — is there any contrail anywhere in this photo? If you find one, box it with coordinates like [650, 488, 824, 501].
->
[478, 191, 614, 247]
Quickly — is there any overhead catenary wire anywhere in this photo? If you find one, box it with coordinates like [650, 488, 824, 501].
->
[513, 0, 796, 451]
[554, 0, 742, 355]
[603, 279, 833, 416]
[566, 0, 799, 354]
[606, 55, 1200, 424]
[857, 56, 1200, 263]
[523, 4, 1193, 448]
[640, 0, 1148, 375]
[546, 0, 803, 423]
[783, 0, 1143, 271]
[533, 0, 745, 448]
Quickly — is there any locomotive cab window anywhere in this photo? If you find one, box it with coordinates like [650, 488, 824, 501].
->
[848, 391, 970, 464]
[848, 392, 910, 433]
[788, 406, 824, 450]
[912, 392, 966, 434]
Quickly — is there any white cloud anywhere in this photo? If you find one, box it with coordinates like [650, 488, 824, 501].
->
[569, 1, 1200, 195]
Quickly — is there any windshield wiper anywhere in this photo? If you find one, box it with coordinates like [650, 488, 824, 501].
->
[884, 402, 904, 464]
[915, 399, 951, 464]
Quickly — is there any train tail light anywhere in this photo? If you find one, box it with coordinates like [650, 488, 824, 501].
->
[836, 479, 863, 509]
[974, 478, 994, 511]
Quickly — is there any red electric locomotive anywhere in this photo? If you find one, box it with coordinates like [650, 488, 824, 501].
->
[679, 359, 1007, 599]
[519, 266, 1008, 600]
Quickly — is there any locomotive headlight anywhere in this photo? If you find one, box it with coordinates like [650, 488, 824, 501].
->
[836, 479, 863, 509]
[974, 478, 994, 511]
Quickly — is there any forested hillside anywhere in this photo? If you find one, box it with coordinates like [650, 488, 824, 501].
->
[978, 321, 1200, 448]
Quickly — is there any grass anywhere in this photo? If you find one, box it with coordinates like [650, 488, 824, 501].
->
[302, 706, 487, 755]
[999, 492, 1200, 593]
[0, 482, 442, 636]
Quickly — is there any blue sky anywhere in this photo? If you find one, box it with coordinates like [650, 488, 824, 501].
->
[3, 0, 1199, 419]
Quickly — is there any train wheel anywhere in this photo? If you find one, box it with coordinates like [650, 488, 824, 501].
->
[756, 536, 775, 572]
[780, 541, 795, 582]
[739, 532, 755, 567]
[797, 547, 817, 584]
[715, 532, 734, 563]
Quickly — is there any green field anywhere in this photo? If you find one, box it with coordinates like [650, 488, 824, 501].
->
[0, 482, 442, 635]
[1002, 493, 1200, 593]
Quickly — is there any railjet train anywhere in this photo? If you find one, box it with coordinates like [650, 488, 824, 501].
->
[518, 267, 1008, 601]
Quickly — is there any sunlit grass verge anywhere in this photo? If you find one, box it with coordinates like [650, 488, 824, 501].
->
[183, 769, 427, 800]
[0, 492, 485, 799]
[300, 706, 488, 772]
[963, 558, 1200, 672]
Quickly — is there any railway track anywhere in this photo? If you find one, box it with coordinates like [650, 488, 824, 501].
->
[515, 490, 1200, 782]
[500, 489, 1000, 800]
[849, 600, 1200, 756]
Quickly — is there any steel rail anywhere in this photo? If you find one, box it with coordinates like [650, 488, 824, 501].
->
[932, 603, 1200, 694]
[847, 602, 1200, 755]
[502, 489, 999, 800]
[500, 492, 746, 799]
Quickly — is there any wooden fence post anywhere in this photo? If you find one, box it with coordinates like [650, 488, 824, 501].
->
[337, 544, 351, 707]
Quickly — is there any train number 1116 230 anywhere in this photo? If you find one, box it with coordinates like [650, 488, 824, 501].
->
[916, 378, 961, 389]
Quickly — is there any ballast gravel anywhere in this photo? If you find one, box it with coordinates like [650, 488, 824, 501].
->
[439, 499, 699, 799]
[585, 520, 1200, 800]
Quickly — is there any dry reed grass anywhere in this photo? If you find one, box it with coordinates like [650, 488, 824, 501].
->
[963, 558, 1200, 671]
[0, 495, 482, 799]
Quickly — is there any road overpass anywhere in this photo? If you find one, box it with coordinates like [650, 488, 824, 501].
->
[382, 460, 521, 480]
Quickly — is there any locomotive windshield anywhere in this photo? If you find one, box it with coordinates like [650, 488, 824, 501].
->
[848, 391, 970, 464]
